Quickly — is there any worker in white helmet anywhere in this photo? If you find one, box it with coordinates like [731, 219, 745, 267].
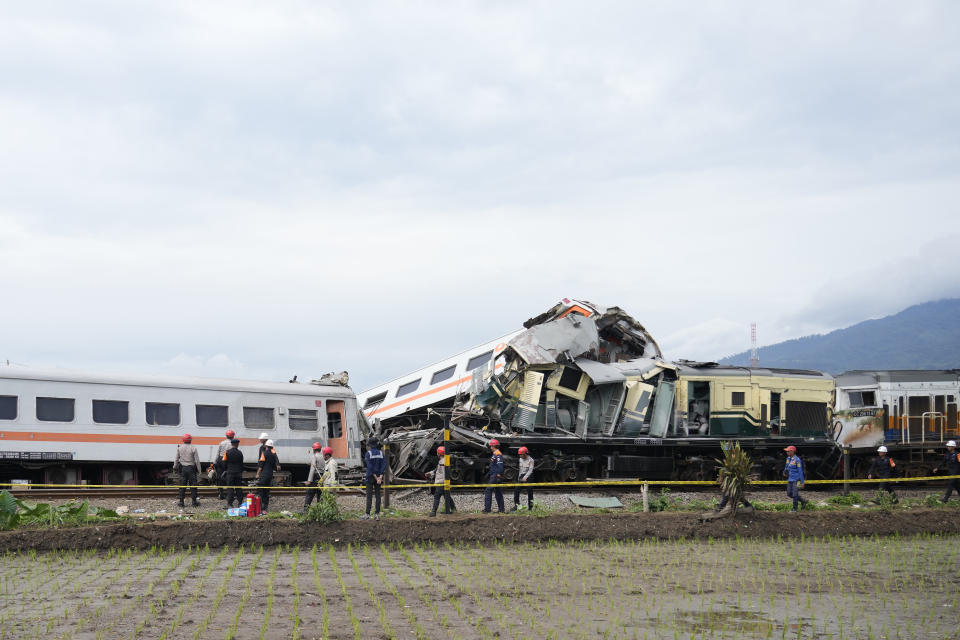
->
[933, 440, 960, 503]
[867, 445, 898, 503]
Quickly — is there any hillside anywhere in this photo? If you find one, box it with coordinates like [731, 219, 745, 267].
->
[720, 299, 960, 372]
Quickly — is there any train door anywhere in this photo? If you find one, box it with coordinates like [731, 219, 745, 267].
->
[769, 393, 781, 435]
[325, 400, 348, 459]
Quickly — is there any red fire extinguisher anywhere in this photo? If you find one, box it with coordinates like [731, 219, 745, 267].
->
[246, 493, 261, 517]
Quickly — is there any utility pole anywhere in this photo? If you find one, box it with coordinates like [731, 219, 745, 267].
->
[750, 323, 759, 368]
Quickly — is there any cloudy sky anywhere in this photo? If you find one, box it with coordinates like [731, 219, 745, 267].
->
[1, 1, 958, 391]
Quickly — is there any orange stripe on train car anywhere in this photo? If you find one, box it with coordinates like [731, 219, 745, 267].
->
[0, 432, 259, 446]
[366, 362, 505, 418]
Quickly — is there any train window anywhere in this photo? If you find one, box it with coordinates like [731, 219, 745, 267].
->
[466, 351, 493, 372]
[848, 391, 877, 408]
[0, 395, 16, 420]
[37, 397, 75, 422]
[93, 400, 129, 424]
[363, 392, 387, 411]
[327, 411, 343, 439]
[396, 379, 421, 398]
[146, 402, 180, 426]
[196, 404, 229, 428]
[731, 391, 745, 407]
[243, 407, 274, 429]
[430, 365, 457, 385]
[289, 409, 318, 431]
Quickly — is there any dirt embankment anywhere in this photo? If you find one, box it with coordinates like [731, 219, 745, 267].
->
[1, 509, 957, 551]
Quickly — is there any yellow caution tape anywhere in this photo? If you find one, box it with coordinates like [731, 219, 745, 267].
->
[2, 475, 959, 491]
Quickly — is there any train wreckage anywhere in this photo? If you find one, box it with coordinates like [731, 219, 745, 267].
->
[358, 299, 839, 483]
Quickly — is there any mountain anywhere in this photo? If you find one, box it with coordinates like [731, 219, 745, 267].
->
[719, 299, 960, 372]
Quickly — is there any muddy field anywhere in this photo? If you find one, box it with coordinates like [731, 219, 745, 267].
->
[1, 508, 959, 552]
[1, 533, 956, 640]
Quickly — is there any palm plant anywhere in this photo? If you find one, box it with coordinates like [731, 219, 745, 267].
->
[716, 441, 753, 516]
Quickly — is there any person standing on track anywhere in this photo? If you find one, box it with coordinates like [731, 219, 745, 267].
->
[320, 446, 337, 488]
[427, 446, 456, 517]
[867, 445, 898, 503]
[782, 445, 808, 511]
[256, 439, 280, 513]
[213, 429, 235, 500]
[302, 442, 326, 511]
[174, 433, 201, 509]
[482, 438, 505, 513]
[362, 437, 386, 520]
[513, 446, 534, 511]
[933, 440, 960, 503]
[257, 433, 270, 460]
[222, 438, 244, 508]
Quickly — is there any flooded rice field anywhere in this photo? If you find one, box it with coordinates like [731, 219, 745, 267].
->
[1, 532, 956, 639]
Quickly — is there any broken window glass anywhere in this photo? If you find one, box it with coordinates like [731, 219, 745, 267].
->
[93, 400, 129, 424]
[0, 396, 16, 420]
[289, 409, 318, 431]
[37, 397, 75, 422]
[363, 391, 387, 410]
[196, 404, 229, 428]
[466, 351, 493, 371]
[430, 365, 457, 385]
[396, 379, 421, 398]
[146, 402, 180, 426]
[243, 407, 274, 429]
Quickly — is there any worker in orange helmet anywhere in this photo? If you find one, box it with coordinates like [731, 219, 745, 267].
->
[482, 439, 505, 513]
[174, 433, 201, 509]
[512, 446, 535, 511]
[427, 445, 456, 517]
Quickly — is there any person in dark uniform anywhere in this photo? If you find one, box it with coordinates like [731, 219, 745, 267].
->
[482, 438, 505, 513]
[933, 440, 960, 503]
[867, 445, 898, 503]
[362, 438, 386, 520]
[222, 439, 244, 508]
[256, 439, 280, 513]
[213, 429, 235, 500]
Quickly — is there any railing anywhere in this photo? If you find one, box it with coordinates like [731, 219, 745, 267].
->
[900, 412, 946, 444]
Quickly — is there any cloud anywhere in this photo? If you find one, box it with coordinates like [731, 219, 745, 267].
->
[0, 2, 958, 390]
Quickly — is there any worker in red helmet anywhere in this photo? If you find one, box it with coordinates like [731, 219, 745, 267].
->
[782, 445, 808, 511]
[512, 446, 535, 511]
[174, 433, 201, 509]
[302, 442, 326, 511]
[427, 445, 456, 516]
[482, 438, 505, 513]
[222, 438, 244, 508]
[212, 429, 235, 500]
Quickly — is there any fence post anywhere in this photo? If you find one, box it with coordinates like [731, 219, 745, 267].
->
[642, 481, 649, 512]
[842, 445, 851, 496]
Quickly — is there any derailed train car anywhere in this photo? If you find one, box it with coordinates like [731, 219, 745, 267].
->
[360, 299, 840, 482]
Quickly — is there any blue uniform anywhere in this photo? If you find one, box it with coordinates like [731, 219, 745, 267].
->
[364, 447, 386, 516]
[783, 455, 805, 482]
[783, 454, 808, 510]
[365, 448, 386, 479]
[483, 448, 505, 513]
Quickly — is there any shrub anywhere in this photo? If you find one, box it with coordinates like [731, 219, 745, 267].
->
[300, 491, 343, 524]
[827, 492, 863, 506]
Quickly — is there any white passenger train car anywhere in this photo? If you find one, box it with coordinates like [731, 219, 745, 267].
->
[0, 366, 364, 485]
[357, 298, 601, 425]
